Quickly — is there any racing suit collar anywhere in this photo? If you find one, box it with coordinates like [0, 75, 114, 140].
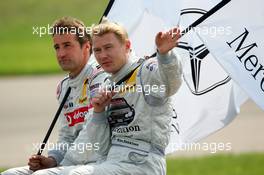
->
[68, 62, 92, 88]
[110, 57, 135, 83]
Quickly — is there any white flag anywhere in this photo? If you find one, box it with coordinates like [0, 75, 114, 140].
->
[197, 0, 264, 110]
[106, 0, 182, 57]
[106, 0, 248, 154]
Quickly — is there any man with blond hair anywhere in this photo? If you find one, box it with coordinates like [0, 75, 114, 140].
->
[60, 18, 182, 175]
[2, 17, 110, 175]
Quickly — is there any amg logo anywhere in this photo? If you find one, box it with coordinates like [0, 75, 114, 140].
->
[113, 125, 141, 133]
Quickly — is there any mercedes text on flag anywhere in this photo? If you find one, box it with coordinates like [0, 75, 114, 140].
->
[197, 0, 264, 110]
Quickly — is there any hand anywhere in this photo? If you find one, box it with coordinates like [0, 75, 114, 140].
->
[155, 27, 180, 55]
[91, 90, 115, 113]
[28, 155, 57, 171]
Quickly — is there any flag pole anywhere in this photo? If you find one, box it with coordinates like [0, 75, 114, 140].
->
[148, 0, 231, 58]
[181, 0, 231, 36]
[37, 87, 71, 155]
[100, 0, 115, 23]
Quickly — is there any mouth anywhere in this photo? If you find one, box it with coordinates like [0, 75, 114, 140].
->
[101, 62, 112, 67]
[59, 59, 70, 64]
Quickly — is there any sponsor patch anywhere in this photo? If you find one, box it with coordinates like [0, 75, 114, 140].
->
[65, 105, 92, 127]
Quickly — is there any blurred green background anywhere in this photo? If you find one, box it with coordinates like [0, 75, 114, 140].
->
[0, 0, 108, 75]
[0, 1, 263, 174]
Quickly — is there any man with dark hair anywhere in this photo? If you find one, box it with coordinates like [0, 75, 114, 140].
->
[2, 16, 110, 175]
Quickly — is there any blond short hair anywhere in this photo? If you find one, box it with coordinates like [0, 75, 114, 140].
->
[92, 17, 128, 44]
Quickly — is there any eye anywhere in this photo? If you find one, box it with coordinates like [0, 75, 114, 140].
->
[105, 45, 112, 50]
[93, 48, 101, 54]
[54, 45, 59, 50]
[64, 43, 71, 48]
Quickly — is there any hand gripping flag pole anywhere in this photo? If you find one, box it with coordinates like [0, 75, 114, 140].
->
[37, 87, 71, 155]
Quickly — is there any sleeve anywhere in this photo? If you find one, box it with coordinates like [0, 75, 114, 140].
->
[61, 111, 110, 165]
[140, 50, 183, 100]
[48, 78, 80, 165]
[48, 115, 80, 165]
[60, 72, 110, 165]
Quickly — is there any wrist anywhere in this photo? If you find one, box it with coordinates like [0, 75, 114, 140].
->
[93, 108, 105, 113]
[92, 111, 107, 123]
[47, 156, 57, 167]
[157, 48, 168, 55]
[93, 105, 105, 113]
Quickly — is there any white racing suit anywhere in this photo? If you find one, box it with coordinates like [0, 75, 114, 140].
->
[2, 63, 110, 175]
[61, 50, 182, 175]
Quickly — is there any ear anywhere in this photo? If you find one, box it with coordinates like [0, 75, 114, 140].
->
[125, 39, 131, 51]
[83, 41, 91, 56]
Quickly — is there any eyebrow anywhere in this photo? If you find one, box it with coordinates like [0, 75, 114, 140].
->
[62, 41, 71, 45]
[53, 41, 72, 48]
[93, 43, 113, 50]
[103, 43, 113, 47]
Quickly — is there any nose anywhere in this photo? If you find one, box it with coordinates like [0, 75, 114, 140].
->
[97, 49, 108, 60]
[57, 48, 66, 60]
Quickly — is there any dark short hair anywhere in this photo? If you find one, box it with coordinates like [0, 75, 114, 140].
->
[51, 16, 92, 53]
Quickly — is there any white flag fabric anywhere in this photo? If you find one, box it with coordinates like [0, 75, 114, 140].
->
[196, 0, 264, 110]
[106, 0, 248, 154]
[106, 0, 182, 57]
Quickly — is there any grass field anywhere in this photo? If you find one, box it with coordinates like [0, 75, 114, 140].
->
[1, 153, 264, 174]
[166, 153, 264, 175]
[0, 0, 108, 75]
